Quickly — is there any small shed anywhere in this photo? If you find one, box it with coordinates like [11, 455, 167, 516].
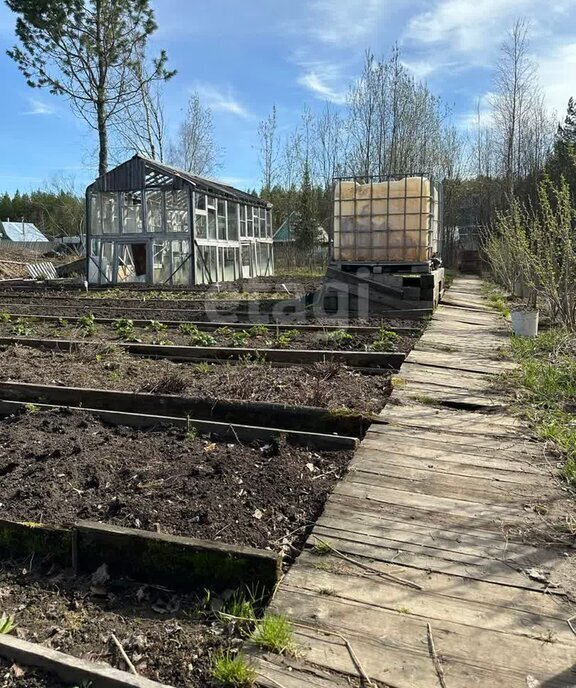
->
[86, 155, 274, 286]
[0, 220, 49, 242]
[273, 212, 328, 244]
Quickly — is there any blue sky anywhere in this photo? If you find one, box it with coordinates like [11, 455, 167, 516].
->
[0, 0, 575, 195]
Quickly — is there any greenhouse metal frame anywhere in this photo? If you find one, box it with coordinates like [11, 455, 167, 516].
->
[86, 155, 274, 286]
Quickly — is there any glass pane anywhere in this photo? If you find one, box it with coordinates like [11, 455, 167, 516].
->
[153, 241, 171, 283]
[227, 202, 238, 240]
[241, 243, 252, 278]
[146, 190, 163, 233]
[246, 209, 253, 238]
[266, 209, 273, 237]
[101, 192, 118, 234]
[195, 212, 207, 239]
[223, 247, 237, 281]
[171, 240, 191, 285]
[166, 189, 189, 232]
[207, 208, 217, 239]
[195, 245, 210, 285]
[195, 192, 206, 211]
[217, 199, 226, 240]
[121, 191, 143, 234]
[89, 194, 102, 235]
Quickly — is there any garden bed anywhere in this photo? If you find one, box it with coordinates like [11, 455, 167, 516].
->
[0, 345, 393, 414]
[0, 315, 414, 353]
[0, 561, 238, 687]
[0, 407, 352, 552]
[0, 656, 68, 688]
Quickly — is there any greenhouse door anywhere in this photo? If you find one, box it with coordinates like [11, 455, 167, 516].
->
[115, 242, 149, 283]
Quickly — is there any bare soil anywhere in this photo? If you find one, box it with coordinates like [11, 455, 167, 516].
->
[0, 562, 235, 687]
[0, 344, 392, 414]
[0, 408, 352, 551]
[0, 658, 68, 688]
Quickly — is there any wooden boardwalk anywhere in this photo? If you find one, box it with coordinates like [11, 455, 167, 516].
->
[255, 276, 576, 688]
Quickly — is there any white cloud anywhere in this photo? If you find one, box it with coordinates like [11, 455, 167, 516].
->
[297, 64, 348, 105]
[406, 0, 535, 52]
[23, 97, 56, 116]
[306, 0, 388, 45]
[457, 91, 496, 130]
[194, 84, 252, 119]
[537, 42, 576, 118]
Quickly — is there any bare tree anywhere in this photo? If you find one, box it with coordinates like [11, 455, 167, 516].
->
[491, 19, 538, 195]
[313, 103, 347, 188]
[345, 48, 461, 179]
[168, 93, 221, 176]
[258, 105, 279, 192]
[112, 76, 167, 161]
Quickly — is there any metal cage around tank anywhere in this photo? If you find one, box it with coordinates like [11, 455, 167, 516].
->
[85, 154, 274, 286]
[331, 173, 442, 265]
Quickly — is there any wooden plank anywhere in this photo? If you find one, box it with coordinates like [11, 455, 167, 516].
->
[0, 634, 174, 688]
[283, 565, 575, 640]
[76, 520, 280, 592]
[359, 437, 544, 470]
[362, 428, 543, 461]
[327, 492, 540, 544]
[276, 590, 576, 681]
[348, 466, 542, 506]
[334, 480, 524, 518]
[351, 449, 546, 484]
[0, 335, 406, 369]
[320, 499, 534, 547]
[0, 380, 368, 438]
[0, 399, 358, 451]
[295, 549, 570, 617]
[316, 506, 537, 561]
[304, 530, 547, 588]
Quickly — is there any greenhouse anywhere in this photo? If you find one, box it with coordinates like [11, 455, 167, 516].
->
[86, 154, 274, 285]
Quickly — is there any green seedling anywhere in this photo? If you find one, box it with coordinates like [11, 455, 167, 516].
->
[231, 330, 251, 347]
[113, 317, 139, 342]
[11, 318, 34, 336]
[79, 313, 97, 337]
[0, 614, 15, 635]
[369, 328, 400, 352]
[248, 324, 268, 337]
[0, 312, 11, 323]
[178, 323, 216, 346]
[273, 328, 299, 348]
[25, 403, 40, 413]
[214, 326, 234, 337]
[321, 329, 353, 344]
[146, 320, 168, 333]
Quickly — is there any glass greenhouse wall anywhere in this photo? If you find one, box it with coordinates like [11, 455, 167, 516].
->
[86, 155, 274, 286]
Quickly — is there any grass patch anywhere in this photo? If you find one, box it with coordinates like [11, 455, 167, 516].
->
[508, 328, 576, 484]
[250, 613, 295, 655]
[211, 651, 256, 687]
[481, 283, 511, 318]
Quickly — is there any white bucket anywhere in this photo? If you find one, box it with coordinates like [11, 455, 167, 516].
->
[511, 310, 539, 337]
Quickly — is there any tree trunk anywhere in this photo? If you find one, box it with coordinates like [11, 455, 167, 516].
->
[97, 98, 107, 176]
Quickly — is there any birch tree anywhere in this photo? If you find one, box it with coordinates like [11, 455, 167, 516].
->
[168, 93, 221, 176]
